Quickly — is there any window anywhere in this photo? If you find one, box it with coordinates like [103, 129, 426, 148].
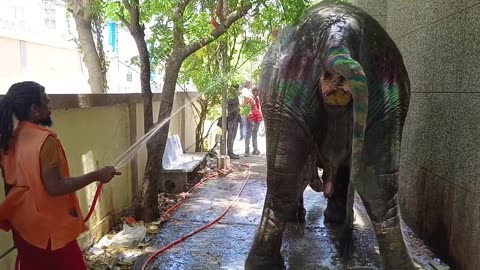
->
[43, 2, 56, 30]
[14, 6, 24, 20]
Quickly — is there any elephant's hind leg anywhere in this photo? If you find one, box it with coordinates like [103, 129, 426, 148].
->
[356, 169, 418, 270]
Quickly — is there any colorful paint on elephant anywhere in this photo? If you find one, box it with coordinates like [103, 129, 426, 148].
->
[324, 47, 368, 184]
[246, 3, 416, 270]
[273, 80, 316, 112]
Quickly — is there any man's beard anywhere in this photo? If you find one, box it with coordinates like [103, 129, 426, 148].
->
[38, 116, 53, 127]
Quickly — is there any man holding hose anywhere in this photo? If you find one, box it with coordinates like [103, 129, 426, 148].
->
[0, 81, 121, 270]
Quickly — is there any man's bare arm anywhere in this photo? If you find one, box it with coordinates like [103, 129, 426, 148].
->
[41, 166, 120, 196]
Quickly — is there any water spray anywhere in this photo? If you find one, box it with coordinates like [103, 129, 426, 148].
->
[84, 96, 198, 222]
[114, 97, 198, 170]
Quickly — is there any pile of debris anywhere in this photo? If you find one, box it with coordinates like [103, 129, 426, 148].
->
[85, 218, 157, 270]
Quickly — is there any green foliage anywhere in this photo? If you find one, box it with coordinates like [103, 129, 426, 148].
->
[174, 0, 314, 127]
[85, 0, 107, 16]
[148, 20, 175, 69]
[102, 0, 315, 123]
[104, 1, 126, 21]
[279, 0, 310, 25]
[101, 0, 314, 76]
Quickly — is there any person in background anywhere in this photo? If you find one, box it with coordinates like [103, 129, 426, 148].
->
[244, 87, 262, 157]
[226, 85, 242, 159]
[239, 81, 252, 141]
[0, 81, 121, 270]
[217, 84, 242, 159]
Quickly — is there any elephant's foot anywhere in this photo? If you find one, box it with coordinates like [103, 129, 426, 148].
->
[339, 222, 354, 259]
[324, 200, 346, 224]
[287, 205, 306, 223]
[374, 223, 418, 270]
[245, 252, 285, 270]
[324, 205, 346, 224]
[246, 203, 287, 270]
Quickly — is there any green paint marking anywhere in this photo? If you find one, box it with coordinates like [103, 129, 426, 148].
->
[388, 83, 400, 107]
[275, 81, 316, 112]
[326, 47, 350, 56]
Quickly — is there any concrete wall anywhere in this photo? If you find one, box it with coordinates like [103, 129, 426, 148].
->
[389, 2, 480, 269]
[352, 0, 387, 27]
[0, 92, 199, 269]
[351, 0, 480, 269]
[134, 92, 200, 184]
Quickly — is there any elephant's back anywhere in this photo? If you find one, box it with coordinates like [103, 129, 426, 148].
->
[259, 3, 410, 119]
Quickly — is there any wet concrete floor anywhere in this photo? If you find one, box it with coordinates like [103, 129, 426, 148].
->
[144, 155, 445, 270]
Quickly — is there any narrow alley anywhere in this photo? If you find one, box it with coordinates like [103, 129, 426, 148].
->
[136, 151, 447, 269]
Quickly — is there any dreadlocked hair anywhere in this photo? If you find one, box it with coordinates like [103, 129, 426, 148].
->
[0, 81, 45, 153]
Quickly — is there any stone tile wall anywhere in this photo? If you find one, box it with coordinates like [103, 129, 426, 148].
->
[385, 1, 480, 269]
[351, 0, 480, 268]
[352, 0, 387, 27]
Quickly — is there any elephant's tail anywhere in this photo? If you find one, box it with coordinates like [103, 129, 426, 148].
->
[324, 47, 368, 258]
[324, 47, 368, 183]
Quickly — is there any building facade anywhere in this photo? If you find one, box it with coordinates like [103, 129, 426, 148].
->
[0, 0, 158, 94]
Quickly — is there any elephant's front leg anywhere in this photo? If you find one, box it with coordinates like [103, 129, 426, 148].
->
[244, 173, 295, 270]
[245, 121, 310, 270]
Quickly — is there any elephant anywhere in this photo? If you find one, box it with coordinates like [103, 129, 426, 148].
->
[245, 3, 419, 270]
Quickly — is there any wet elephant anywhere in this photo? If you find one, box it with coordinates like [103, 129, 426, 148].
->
[245, 3, 418, 270]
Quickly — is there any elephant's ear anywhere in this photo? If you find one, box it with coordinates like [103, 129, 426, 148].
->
[324, 47, 368, 186]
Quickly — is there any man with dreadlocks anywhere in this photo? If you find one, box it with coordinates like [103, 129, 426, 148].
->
[0, 81, 121, 270]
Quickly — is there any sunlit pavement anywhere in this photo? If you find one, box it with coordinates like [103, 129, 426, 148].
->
[138, 134, 446, 270]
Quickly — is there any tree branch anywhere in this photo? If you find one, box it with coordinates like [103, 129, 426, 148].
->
[179, 83, 201, 116]
[228, 32, 237, 64]
[122, 0, 143, 34]
[116, 2, 130, 27]
[232, 31, 245, 70]
[175, 0, 191, 19]
[235, 47, 264, 70]
[215, 0, 226, 23]
[182, 3, 252, 58]
[81, 0, 93, 22]
[122, 0, 132, 12]
[173, 0, 192, 46]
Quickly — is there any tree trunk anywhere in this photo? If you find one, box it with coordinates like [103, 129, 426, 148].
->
[149, 54, 183, 180]
[134, 147, 161, 221]
[131, 31, 154, 133]
[130, 23, 157, 222]
[195, 99, 208, 152]
[134, 53, 181, 222]
[69, 2, 106, 94]
[131, 0, 252, 221]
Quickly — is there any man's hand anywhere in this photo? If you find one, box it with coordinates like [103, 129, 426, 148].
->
[96, 166, 122, 183]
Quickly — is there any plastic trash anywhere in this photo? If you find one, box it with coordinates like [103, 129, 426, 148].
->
[87, 235, 113, 255]
[110, 224, 147, 247]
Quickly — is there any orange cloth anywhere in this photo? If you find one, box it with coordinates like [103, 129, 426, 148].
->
[40, 136, 62, 169]
[0, 121, 87, 250]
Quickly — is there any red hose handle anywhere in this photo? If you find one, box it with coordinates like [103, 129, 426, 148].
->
[83, 183, 104, 222]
